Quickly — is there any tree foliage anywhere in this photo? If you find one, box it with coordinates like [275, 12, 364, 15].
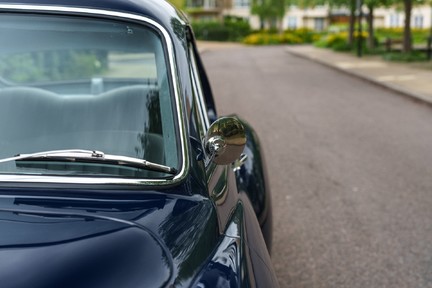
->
[167, 0, 185, 9]
[251, 0, 287, 30]
[364, 0, 394, 49]
[298, 0, 418, 53]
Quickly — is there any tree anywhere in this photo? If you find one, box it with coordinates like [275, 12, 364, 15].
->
[251, 0, 287, 30]
[349, 0, 356, 46]
[167, 0, 185, 9]
[365, 0, 375, 49]
[274, 0, 287, 32]
[251, 0, 271, 30]
[364, 0, 392, 50]
[402, 0, 412, 52]
[401, 0, 429, 53]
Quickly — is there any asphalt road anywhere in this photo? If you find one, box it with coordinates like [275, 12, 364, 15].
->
[201, 46, 432, 288]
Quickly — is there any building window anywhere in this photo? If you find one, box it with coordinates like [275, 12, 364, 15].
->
[205, 0, 216, 8]
[287, 16, 297, 29]
[187, 0, 202, 8]
[314, 18, 325, 31]
[389, 14, 399, 27]
[187, 0, 216, 8]
[234, 0, 250, 7]
[413, 15, 423, 28]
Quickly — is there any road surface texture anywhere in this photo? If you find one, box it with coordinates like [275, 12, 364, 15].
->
[201, 46, 432, 288]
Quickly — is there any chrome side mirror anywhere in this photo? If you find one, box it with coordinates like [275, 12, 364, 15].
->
[204, 117, 246, 165]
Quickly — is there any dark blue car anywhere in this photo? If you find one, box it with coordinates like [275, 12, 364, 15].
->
[0, 0, 278, 287]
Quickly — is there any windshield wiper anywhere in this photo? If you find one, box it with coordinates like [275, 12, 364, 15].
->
[0, 149, 177, 175]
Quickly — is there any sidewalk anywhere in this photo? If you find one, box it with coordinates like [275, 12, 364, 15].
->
[286, 45, 432, 105]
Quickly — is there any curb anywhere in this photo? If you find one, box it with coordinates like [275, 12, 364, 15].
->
[286, 48, 432, 107]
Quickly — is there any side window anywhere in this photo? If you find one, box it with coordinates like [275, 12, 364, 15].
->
[189, 43, 210, 138]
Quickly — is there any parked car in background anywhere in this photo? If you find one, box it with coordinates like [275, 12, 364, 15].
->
[0, 0, 278, 287]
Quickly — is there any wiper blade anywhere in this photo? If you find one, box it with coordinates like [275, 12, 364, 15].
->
[0, 149, 177, 175]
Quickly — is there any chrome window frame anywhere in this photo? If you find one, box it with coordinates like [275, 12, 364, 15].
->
[0, 4, 189, 186]
[189, 44, 210, 138]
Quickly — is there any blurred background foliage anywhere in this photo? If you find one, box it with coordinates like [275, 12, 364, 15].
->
[192, 16, 251, 41]
[167, 0, 432, 62]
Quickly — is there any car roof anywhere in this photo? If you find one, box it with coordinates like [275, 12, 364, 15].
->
[0, 0, 189, 35]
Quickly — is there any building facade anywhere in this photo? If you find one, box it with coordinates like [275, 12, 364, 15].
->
[185, 0, 432, 31]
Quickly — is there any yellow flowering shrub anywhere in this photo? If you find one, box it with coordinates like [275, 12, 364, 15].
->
[243, 32, 303, 45]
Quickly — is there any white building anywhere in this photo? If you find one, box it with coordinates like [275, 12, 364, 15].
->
[223, 1, 432, 31]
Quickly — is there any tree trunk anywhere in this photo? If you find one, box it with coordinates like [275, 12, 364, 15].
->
[403, 0, 412, 53]
[367, 4, 375, 50]
[260, 16, 265, 30]
[276, 0, 285, 34]
[349, 0, 356, 46]
[278, 17, 283, 34]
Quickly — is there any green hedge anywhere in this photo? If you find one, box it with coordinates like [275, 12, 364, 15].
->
[314, 32, 370, 52]
[375, 28, 429, 44]
[382, 51, 428, 62]
[192, 16, 251, 42]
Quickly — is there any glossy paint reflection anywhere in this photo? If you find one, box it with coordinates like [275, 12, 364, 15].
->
[0, 190, 218, 288]
[194, 238, 241, 288]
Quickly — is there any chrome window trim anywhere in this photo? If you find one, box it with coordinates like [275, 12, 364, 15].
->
[0, 4, 189, 186]
[189, 45, 210, 133]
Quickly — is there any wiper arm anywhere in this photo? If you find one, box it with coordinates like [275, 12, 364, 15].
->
[0, 149, 177, 175]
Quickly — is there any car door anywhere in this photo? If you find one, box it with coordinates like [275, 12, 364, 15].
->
[186, 34, 273, 252]
[187, 39, 241, 232]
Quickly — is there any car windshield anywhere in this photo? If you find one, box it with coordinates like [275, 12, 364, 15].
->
[0, 14, 179, 179]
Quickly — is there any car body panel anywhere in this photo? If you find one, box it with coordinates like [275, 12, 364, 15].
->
[0, 193, 219, 287]
[235, 118, 273, 252]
